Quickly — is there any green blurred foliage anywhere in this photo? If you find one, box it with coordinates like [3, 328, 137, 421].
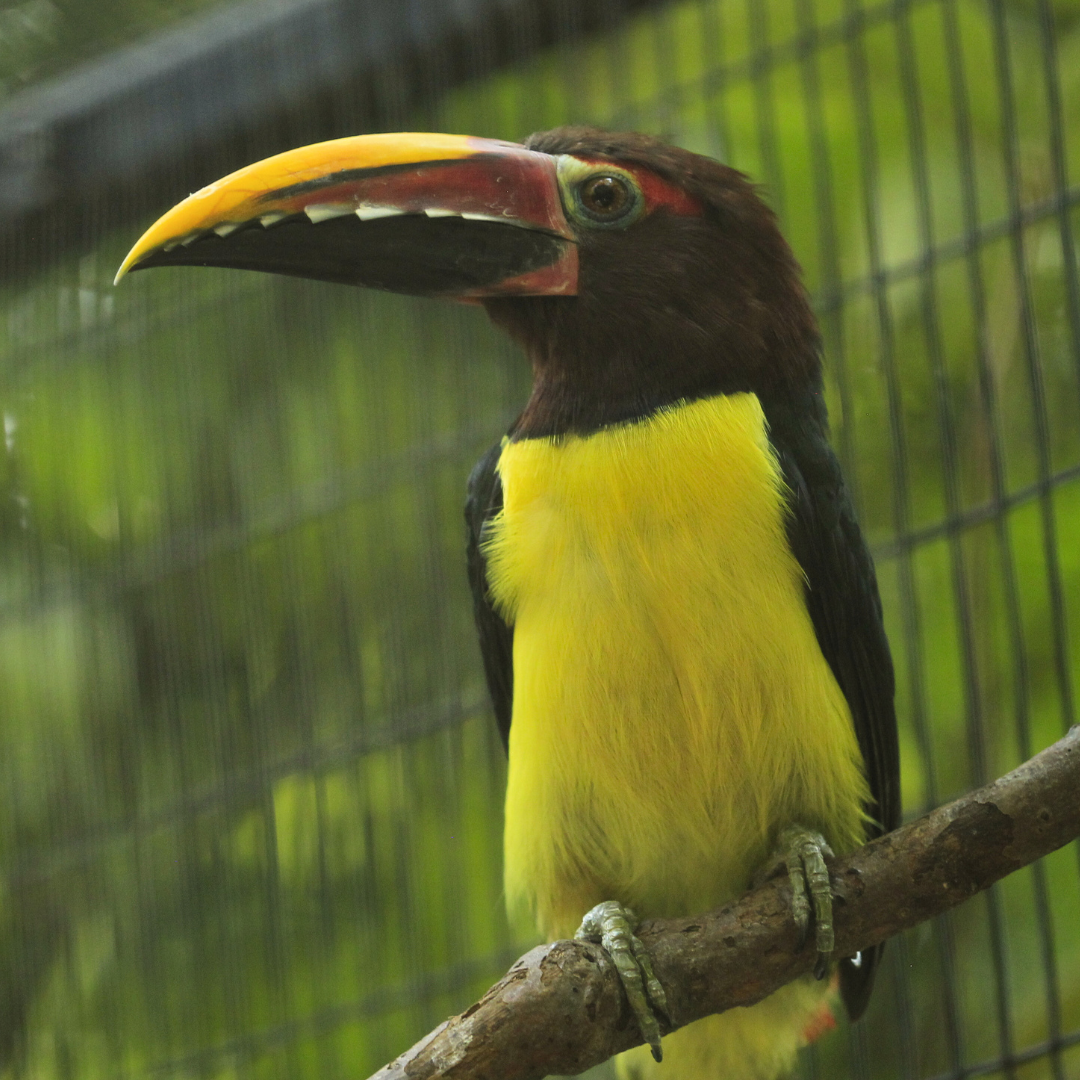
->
[0, 0, 228, 97]
[0, 0, 1078, 1078]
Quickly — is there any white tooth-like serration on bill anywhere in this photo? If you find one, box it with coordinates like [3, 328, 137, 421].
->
[303, 203, 356, 224]
[461, 212, 512, 224]
[202, 204, 526, 236]
[140, 201, 529, 271]
[355, 206, 405, 221]
[341, 206, 520, 227]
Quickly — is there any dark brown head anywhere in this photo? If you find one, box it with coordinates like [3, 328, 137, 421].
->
[484, 127, 821, 437]
[116, 127, 819, 439]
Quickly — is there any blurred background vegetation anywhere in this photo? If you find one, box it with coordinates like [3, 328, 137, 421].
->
[0, 0, 221, 95]
[0, 0, 1077, 1077]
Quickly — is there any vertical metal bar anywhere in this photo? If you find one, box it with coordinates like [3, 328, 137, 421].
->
[794, 5, 922, 1065]
[213, 814, 251, 1080]
[260, 753, 294, 1080]
[1001, 3, 1080, 1076]
[393, 807, 421, 1035]
[164, 641, 202, 1070]
[303, 595, 346, 1080]
[793, 0, 860, 502]
[649, 4, 679, 138]
[746, 0, 787, 221]
[133, 824, 175, 1078]
[1030, 0, 1080, 1017]
[1024, 855, 1067, 1080]
[697, 0, 733, 161]
[891, 936, 918, 1080]
[598, 0, 633, 132]
[987, 0, 1074, 767]
[843, 4, 965, 1076]
[986, 1, 1079, 1074]
[843, 0, 939, 816]
[897, 11, 1021, 1079]
[1033, 0, 1080, 401]
[443, 722, 471, 986]
[847, 1012, 871, 1080]
[837, 1, 888, 716]
[553, 0, 587, 125]
[243, 472, 299, 1079]
[895, 0, 985, 785]
[509, 3, 542, 136]
[941, 0, 1057, 1059]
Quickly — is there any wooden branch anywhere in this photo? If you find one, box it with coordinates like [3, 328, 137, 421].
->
[369, 726, 1080, 1080]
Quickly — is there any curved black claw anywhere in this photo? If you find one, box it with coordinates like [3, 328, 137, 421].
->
[777, 825, 835, 980]
[575, 900, 669, 1061]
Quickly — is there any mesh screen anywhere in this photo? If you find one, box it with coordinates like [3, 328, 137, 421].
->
[0, 0, 1077, 1077]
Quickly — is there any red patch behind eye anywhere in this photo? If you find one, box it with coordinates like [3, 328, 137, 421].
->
[633, 167, 705, 218]
[570, 157, 705, 219]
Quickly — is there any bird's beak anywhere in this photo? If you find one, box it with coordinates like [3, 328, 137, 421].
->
[115, 132, 578, 298]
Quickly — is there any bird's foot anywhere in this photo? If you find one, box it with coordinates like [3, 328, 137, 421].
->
[774, 824, 835, 981]
[575, 900, 669, 1062]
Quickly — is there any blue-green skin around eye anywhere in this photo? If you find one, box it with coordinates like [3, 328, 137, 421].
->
[556, 155, 646, 230]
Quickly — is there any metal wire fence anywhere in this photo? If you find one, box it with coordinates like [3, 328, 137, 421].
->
[0, 0, 1077, 1078]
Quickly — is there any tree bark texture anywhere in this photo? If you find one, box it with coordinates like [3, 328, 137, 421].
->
[368, 725, 1080, 1080]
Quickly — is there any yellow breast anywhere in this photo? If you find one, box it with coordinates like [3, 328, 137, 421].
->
[484, 394, 868, 940]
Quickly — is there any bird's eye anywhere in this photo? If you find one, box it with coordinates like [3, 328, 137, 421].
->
[574, 174, 638, 224]
[579, 176, 630, 217]
[556, 157, 644, 229]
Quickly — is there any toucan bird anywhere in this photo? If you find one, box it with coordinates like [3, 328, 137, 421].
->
[118, 127, 900, 1080]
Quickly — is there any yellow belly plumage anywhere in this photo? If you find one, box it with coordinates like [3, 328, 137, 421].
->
[483, 393, 869, 1079]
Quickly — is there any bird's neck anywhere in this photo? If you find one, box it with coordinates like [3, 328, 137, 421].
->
[512, 336, 824, 441]
[485, 292, 822, 441]
[514, 345, 743, 438]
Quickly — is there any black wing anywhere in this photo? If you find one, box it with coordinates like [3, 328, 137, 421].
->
[465, 441, 514, 750]
[764, 385, 901, 1022]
